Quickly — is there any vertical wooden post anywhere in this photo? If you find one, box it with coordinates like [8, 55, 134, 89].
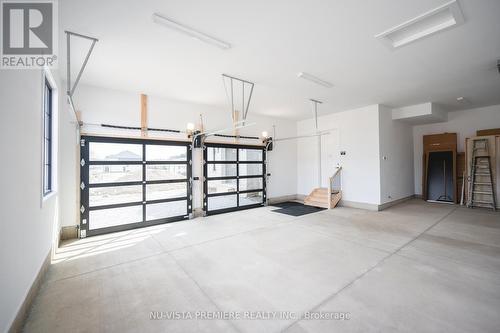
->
[141, 94, 148, 137]
[233, 110, 240, 140]
[75, 110, 82, 126]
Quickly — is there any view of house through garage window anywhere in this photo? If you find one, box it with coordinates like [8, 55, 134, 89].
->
[80, 136, 192, 236]
[204, 144, 266, 214]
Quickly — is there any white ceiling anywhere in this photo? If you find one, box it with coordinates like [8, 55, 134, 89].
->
[60, 0, 500, 120]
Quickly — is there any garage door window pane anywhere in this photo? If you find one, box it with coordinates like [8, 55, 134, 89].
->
[239, 149, 262, 161]
[239, 178, 263, 191]
[207, 147, 237, 161]
[146, 145, 187, 161]
[207, 164, 237, 178]
[208, 179, 237, 194]
[147, 165, 187, 181]
[90, 142, 142, 161]
[89, 165, 142, 184]
[146, 183, 187, 201]
[208, 195, 237, 210]
[146, 201, 187, 220]
[239, 164, 262, 176]
[89, 185, 142, 207]
[89, 205, 142, 230]
[239, 192, 263, 206]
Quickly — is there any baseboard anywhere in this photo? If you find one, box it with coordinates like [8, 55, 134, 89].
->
[268, 195, 303, 205]
[60, 225, 78, 241]
[377, 195, 415, 211]
[9, 248, 51, 333]
[339, 200, 379, 211]
[295, 194, 306, 202]
[269, 195, 414, 212]
[192, 208, 205, 218]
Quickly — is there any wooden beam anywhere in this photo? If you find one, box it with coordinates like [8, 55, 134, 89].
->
[233, 110, 240, 140]
[477, 128, 500, 136]
[75, 110, 82, 126]
[141, 94, 148, 137]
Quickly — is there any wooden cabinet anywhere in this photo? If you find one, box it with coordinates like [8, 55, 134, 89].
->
[423, 133, 457, 152]
[422, 133, 457, 203]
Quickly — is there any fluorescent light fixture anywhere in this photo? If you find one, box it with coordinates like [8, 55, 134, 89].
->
[375, 0, 464, 49]
[152, 13, 231, 50]
[297, 72, 333, 88]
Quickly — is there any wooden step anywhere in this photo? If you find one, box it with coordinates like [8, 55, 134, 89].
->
[308, 193, 328, 201]
[304, 188, 342, 209]
[304, 200, 330, 209]
[331, 192, 341, 208]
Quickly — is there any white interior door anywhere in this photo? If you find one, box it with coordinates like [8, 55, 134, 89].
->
[320, 129, 340, 188]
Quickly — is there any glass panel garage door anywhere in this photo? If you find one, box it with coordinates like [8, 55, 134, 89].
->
[203, 143, 266, 215]
[80, 136, 192, 237]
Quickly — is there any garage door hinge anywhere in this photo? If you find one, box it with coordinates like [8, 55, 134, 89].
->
[80, 139, 85, 146]
[80, 229, 86, 238]
[80, 158, 85, 167]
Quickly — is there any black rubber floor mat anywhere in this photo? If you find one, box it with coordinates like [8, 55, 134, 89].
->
[270, 201, 303, 208]
[271, 202, 325, 216]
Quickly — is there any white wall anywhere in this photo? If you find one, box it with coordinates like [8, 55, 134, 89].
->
[413, 104, 500, 195]
[297, 104, 415, 207]
[70, 84, 297, 217]
[297, 105, 381, 205]
[379, 105, 414, 204]
[0, 69, 71, 332]
[58, 88, 79, 228]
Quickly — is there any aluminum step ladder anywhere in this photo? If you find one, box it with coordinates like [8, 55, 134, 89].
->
[467, 138, 496, 211]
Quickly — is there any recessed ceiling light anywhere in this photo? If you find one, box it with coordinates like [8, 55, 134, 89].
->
[152, 13, 231, 50]
[297, 72, 333, 88]
[375, 0, 464, 49]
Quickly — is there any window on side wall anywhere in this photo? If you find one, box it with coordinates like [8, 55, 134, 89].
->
[43, 78, 53, 196]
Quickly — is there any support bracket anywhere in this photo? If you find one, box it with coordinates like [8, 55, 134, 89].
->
[222, 74, 255, 126]
[310, 99, 323, 187]
[310, 99, 322, 132]
[65, 30, 99, 118]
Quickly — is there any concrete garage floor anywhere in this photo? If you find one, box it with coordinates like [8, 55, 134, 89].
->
[24, 199, 500, 332]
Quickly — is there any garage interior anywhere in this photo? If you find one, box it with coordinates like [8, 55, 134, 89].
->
[1, 0, 500, 332]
